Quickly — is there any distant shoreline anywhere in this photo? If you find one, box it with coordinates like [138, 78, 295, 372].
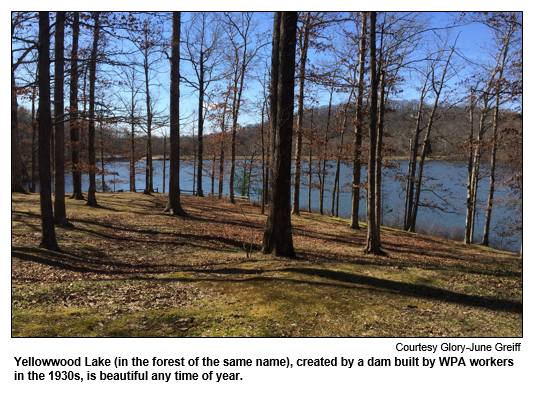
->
[128, 154, 469, 162]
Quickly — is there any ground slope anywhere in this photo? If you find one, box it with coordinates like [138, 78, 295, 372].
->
[11, 193, 522, 337]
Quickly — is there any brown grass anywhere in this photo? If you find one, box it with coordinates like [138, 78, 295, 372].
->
[11, 192, 522, 337]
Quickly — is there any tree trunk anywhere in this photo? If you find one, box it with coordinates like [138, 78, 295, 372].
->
[31, 86, 37, 193]
[375, 70, 385, 242]
[262, 11, 297, 258]
[197, 55, 205, 197]
[54, 11, 69, 225]
[482, 40, 510, 246]
[307, 108, 313, 213]
[319, 86, 334, 215]
[464, 90, 475, 244]
[482, 122, 498, 246]
[350, 13, 366, 230]
[403, 139, 413, 229]
[130, 99, 136, 192]
[465, 48, 502, 243]
[331, 159, 338, 217]
[218, 133, 225, 199]
[228, 43, 248, 204]
[37, 12, 59, 250]
[100, 120, 106, 192]
[229, 83, 238, 204]
[261, 100, 266, 214]
[404, 74, 429, 231]
[332, 94, 353, 218]
[164, 11, 186, 216]
[291, 12, 311, 216]
[86, 12, 100, 207]
[193, 132, 197, 196]
[408, 45, 454, 232]
[364, 12, 380, 255]
[144, 48, 153, 194]
[69, 12, 83, 200]
[163, 134, 167, 194]
[211, 156, 215, 196]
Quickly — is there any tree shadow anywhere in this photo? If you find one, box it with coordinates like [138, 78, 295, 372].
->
[162, 265, 522, 314]
[65, 216, 247, 251]
[280, 267, 522, 313]
[11, 246, 198, 276]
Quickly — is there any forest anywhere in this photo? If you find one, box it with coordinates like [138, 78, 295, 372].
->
[11, 12, 522, 337]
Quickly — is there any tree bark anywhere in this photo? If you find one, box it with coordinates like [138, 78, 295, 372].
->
[31, 85, 37, 193]
[86, 12, 100, 207]
[99, 121, 106, 192]
[228, 58, 246, 204]
[196, 54, 205, 197]
[164, 12, 186, 216]
[218, 127, 225, 198]
[291, 12, 311, 216]
[130, 88, 137, 192]
[404, 73, 429, 231]
[261, 100, 266, 214]
[481, 117, 498, 246]
[308, 108, 314, 213]
[364, 12, 380, 255]
[464, 90, 475, 244]
[350, 13, 367, 230]
[262, 12, 297, 258]
[375, 70, 386, 243]
[69, 12, 84, 200]
[54, 11, 69, 226]
[37, 12, 59, 250]
[319, 86, 334, 215]
[403, 138, 413, 229]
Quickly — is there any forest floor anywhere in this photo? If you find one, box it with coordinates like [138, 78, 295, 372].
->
[11, 192, 522, 337]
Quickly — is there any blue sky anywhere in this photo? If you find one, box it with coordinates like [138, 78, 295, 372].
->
[14, 12, 520, 135]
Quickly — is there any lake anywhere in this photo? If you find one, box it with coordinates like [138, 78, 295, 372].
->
[44, 159, 522, 252]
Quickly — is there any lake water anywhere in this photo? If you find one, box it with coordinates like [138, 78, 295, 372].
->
[45, 159, 522, 252]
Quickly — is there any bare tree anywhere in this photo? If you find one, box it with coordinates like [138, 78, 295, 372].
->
[221, 12, 265, 204]
[125, 13, 167, 194]
[86, 12, 100, 207]
[164, 11, 186, 216]
[464, 44, 507, 244]
[481, 13, 520, 246]
[69, 12, 84, 200]
[291, 12, 312, 215]
[215, 96, 230, 199]
[53, 11, 69, 226]
[182, 12, 225, 197]
[292, 12, 347, 215]
[363, 12, 380, 255]
[262, 12, 298, 258]
[114, 64, 143, 192]
[37, 12, 59, 250]
[407, 41, 456, 233]
[350, 12, 367, 230]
